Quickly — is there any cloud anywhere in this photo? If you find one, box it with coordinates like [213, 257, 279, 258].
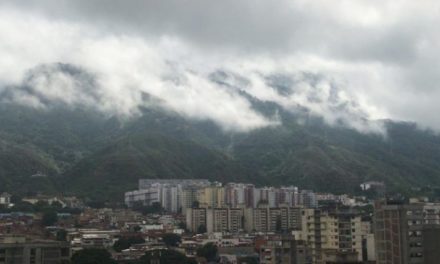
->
[0, 10, 277, 131]
[1, 1, 440, 132]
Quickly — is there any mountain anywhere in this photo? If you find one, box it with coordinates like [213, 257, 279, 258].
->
[2, 64, 440, 202]
[0, 139, 59, 195]
[231, 122, 435, 195]
[62, 133, 253, 201]
[2, 102, 440, 202]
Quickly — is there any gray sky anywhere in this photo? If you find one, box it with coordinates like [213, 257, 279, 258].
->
[1, 0, 439, 132]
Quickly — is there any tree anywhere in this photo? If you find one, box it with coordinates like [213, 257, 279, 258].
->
[34, 200, 50, 212]
[149, 202, 162, 213]
[132, 201, 163, 215]
[239, 256, 259, 264]
[196, 243, 218, 262]
[139, 249, 196, 264]
[113, 236, 145, 252]
[10, 195, 21, 204]
[162, 233, 181, 247]
[197, 224, 207, 234]
[51, 201, 64, 209]
[56, 229, 67, 241]
[11, 201, 34, 212]
[86, 199, 106, 209]
[133, 225, 142, 232]
[178, 221, 186, 230]
[41, 209, 58, 226]
[71, 248, 116, 264]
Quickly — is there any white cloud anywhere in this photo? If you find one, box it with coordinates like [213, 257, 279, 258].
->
[1, 1, 440, 132]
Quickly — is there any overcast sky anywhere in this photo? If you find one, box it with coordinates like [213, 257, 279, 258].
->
[1, 0, 439, 133]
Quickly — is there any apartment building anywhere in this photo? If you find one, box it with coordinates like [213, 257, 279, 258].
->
[374, 200, 440, 264]
[300, 190, 318, 208]
[186, 208, 207, 233]
[246, 205, 302, 233]
[126, 179, 210, 213]
[186, 208, 244, 233]
[181, 187, 199, 214]
[125, 189, 159, 207]
[229, 208, 245, 233]
[138, 179, 210, 189]
[0, 236, 70, 264]
[301, 208, 366, 264]
[259, 235, 309, 264]
[127, 179, 316, 213]
[210, 208, 228, 233]
[225, 183, 249, 208]
[197, 183, 225, 208]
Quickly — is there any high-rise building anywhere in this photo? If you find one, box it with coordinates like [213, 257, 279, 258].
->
[197, 183, 225, 208]
[250, 207, 269, 233]
[301, 208, 366, 264]
[300, 190, 317, 208]
[124, 188, 159, 207]
[186, 206, 301, 234]
[186, 208, 207, 233]
[125, 179, 210, 213]
[278, 186, 299, 207]
[258, 187, 278, 208]
[244, 205, 302, 233]
[186, 208, 244, 233]
[160, 185, 181, 212]
[210, 208, 228, 233]
[374, 200, 440, 264]
[225, 183, 247, 208]
[181, 187, 199, 214]
[229, 208, 245, 233]
[138, 179, 210, 189]
[244, 184, 255, 208]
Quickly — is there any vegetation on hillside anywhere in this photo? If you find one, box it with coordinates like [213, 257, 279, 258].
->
[2, 100, 440, 202]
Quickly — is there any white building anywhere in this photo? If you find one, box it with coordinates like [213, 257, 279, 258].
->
[124, 189, 159, 207]
[0, 193, 11, 207]
[125, 179, 210, 213]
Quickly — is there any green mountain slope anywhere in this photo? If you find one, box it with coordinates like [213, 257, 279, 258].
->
[3, 64, 440, 202]
[0, 103, 119, 171]
[0, 139, 59, 194]
[2, 99, 440, 201]
[62, 133, 252, 201]
[232, 120, 440, 195]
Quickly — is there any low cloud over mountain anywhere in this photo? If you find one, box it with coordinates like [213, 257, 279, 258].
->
[1, 1, 440, 132]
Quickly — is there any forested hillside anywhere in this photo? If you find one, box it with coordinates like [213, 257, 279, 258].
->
[2, 90, 440, 202]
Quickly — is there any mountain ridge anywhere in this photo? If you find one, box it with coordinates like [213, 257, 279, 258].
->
[1, 64, 440, 201]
